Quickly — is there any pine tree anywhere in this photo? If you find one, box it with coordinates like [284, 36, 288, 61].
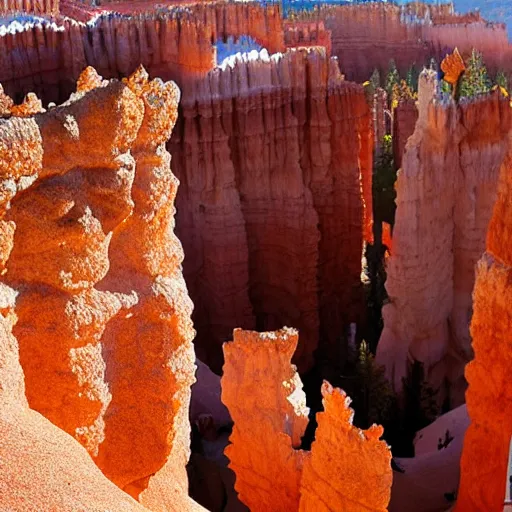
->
[385, 59, 400, 105]
[459, 49, 491, 98]
[354, 341, 396, 428]
[496, 70, 508, 91]
[370, 68, 381, 89]
[406, 65, 419, 92]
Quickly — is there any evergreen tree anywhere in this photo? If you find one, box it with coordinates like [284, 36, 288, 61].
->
[352, 341, 396, 428]
[440, 79, 451, 95]
[370, 68, 381, 90]
[406, 64, 419, 92]
[496, 70, 508, 91]
[459, 49, 491, 98]
[385, 59, 400, 105]
[401, 360, 439, 454]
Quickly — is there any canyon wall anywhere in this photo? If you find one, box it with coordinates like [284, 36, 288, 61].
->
[221, 328, 392, 512]
[286, 3, 512, 83]
[321, 4, 429, 82]
[377, 70, 512, 405]
[283, 20, 332, 55]
[0, 2, 284, 104]
[2, 1, 511, 106]
[171, 48, 373, 374]
[455, 143, 512, 512]
[0, 0, 58, 15]
[0, 66, 205, 511]
[392, 99, 418, 171]
[0, 5, 372, 374]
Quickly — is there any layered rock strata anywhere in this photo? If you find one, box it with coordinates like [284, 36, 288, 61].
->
[288, 3, 512, 82]
[0, 0, 58, 15]
[283, 21, 332, 56]
[172, 48, 373, 373]
[392, 99, 418, 171]
[0, 66, 204, 511]
[377, 70, 512, 404]
[455, 147, 512, 512]
[0, 2, 284, 104]
[220, 327, 392, 511]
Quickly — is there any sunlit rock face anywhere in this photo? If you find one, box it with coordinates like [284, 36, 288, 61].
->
[0, 2, 285, 104]
[221, 327, 392, 512]
[455, 143, 512, 512]
[0, 313, 150, 512]
[172, 47, 373, 374]
[378, 69, 512, 404]
[0, 66, 205, 512]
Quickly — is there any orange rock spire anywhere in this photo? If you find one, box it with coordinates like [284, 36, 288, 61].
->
[221, 328, 392, 512]
[0, 66, 205, 511]
[455, 147, 512, 511]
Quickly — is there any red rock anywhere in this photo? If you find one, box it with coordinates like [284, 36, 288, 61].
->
[378, 71, 512, 404]
[0, 67, 205, 511]
[0, 0, 58, 15]
[0, 313, 149, 512]
[172, 48, 372, 373]
[392, 99, 418, 172]
[300, 382, 392, 512]
[221, 327, 309, 511]
[221, 328, 392, 512]
[455, 149, 512, 512]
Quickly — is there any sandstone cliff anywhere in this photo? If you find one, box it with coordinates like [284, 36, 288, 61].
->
[0, 2, 284, 104]
[392, 99, 418, 172]
[377, 70, 512, 404]
[0, 0, 58, 15]
[0, 7, 373, 374]
[0, 313, 149, 511]
[221, 327, 392, 512]
[0, 66, 204, 511]
[455, 145, 512, 512]
[172, 48, 373, 373]
[288, 3, 512, 82]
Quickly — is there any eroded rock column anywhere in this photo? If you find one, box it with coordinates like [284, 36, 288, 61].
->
[456, 149, 512, 512]
[221, 327, 392, 512]
[221, 328, 310, 511]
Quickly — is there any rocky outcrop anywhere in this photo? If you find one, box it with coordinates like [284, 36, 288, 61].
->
[172, 48, 373, 374]
[221, 328, 309, 511]
[300, 382, 392, 512]
[0, 0, 58, 15]
[0, 312, 149, 511]
[377, 70, 512, 404]
[455, 146, 512, 512]
[0, 66, 204, 511]
[0, 2, 285, 104]
[392, 99, 418, 171]
[286, 3, 512, 83]
[283, 20, 332, 55]
[220, 327, 392, 512]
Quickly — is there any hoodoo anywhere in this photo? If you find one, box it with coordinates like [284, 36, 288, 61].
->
[456, 141, 512, 511]
[0, 66, 204, 511]
[221, 328, 392, 512]
[378, 69, 512, 404]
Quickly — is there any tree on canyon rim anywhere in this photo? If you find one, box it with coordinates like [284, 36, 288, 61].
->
[495, 70, 508, 91]
[459, 49, 491, 98]
[385, 59, 400, 105]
